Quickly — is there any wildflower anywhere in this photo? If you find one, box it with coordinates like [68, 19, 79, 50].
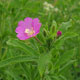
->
[44, 7, 50, 12]
[48, 4, 54, 9]
[15, 17, 41, 40]
[43, 1, 60, 14]
[57, 31, 62, 36]
[43, 1, 54, 12]
[54, 8, 59, 12]
[43, 2, 48, 6]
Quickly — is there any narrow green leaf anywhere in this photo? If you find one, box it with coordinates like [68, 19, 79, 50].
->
[38, 53, 51, 77]
[59, 60, 76, 72]
[55, 49, 76, 67]
[0, 55, 37, 68]
[59, 19, 72, 33]
[7, 38, 38, 56]
[20, 63, 31, 80]
[52, 76, 61, 80]
[50, 20, 57, 33]
[5, 70, 22, 80]
[59, 75, 67, 80]
[46, 75, 51, 80]
[54, 32, 78, 49]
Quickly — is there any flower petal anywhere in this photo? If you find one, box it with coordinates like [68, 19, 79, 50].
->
[24, 17, 33, 29]
[33, 18, 40, 22]
[17, 33, 30, 40]
[15, 17, 41, 40]
[32, 18, 41, 32]
[33, 31, 39, 37]
[15, 26, 25, 33]
[18, 21, 26, 27]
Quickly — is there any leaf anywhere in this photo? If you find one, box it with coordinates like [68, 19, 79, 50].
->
[37, 31, 46, 44]
[5, 70, 22, 80]
[50, 20, 58, 33]
[38, 53, 51, 77]
[59, 60, 76, 72]
[55, 49, 76, 67]
[7, 38, 38, 56]
[54, 32, 78, 49]
[45, 75, 51, 80]
[0, 55, 37, 68]
[52, 76, 61, 80]
[59, 19, 72, 33]
[50, 20, 58, 37]
[20, 63, 31, 80]
[59, 75, 67, 80]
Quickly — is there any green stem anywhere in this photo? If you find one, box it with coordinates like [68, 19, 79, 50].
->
[34, 36, 42, 45]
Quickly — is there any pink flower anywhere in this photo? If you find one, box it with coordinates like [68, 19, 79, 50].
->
[57, 31, 62, 36]
[15, 17, 42, 40]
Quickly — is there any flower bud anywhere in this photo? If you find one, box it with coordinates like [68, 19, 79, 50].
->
[57, 31, 62, 36]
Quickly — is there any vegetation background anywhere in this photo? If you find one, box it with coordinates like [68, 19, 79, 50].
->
[0, 0, 80, 80]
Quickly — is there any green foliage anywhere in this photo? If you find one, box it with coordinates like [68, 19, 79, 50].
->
[0, 0, 80, 80]
[55, 49, 76, 68]
[0, 55, 37, 68]
[7, 38, 39, 56]
[38, 53, 52, 77]
[59, 19, 72, 33]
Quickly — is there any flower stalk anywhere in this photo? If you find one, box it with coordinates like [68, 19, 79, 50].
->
[34, 36, 42, 45]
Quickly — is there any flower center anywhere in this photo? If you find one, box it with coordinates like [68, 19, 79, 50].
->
[25, 28, 35, 36]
